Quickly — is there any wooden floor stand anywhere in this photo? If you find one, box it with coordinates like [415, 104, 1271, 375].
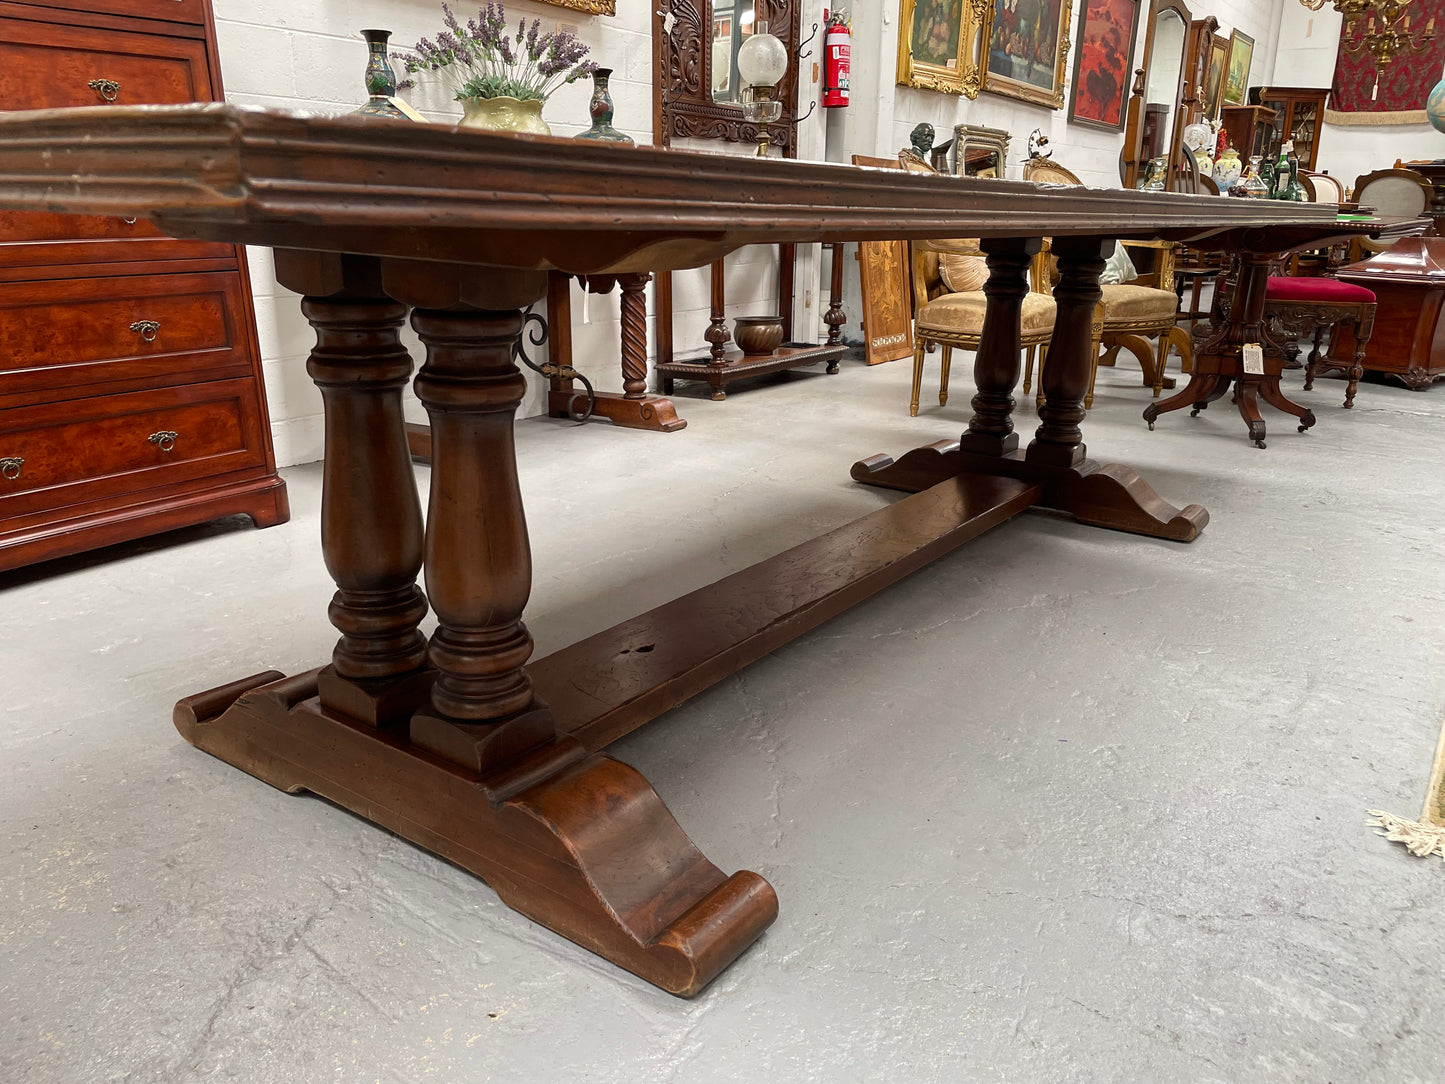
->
[547, 270, 687, 433]
[175, 250, 1055, 998]
[655, 343, 847, 401]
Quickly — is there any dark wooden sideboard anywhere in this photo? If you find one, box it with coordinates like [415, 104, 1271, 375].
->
[0, 105, 1410, 995]
[1323, 237, 1445, 389]
[0, 0, 286, 571]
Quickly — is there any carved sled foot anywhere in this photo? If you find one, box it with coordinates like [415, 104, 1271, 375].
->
[174, 669, 777, 997]
[551, 390, 688, 433]
[851, 442, 1207, 542]
[850, 439, 963, 493]
[1037, 460, 1209, 541]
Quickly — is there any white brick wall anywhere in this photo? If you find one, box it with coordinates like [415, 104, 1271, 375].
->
[212, 0, 657, 465]
[213, 0, 1311, 466]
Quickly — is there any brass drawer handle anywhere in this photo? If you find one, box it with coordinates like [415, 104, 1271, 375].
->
[147, 431, 178, 453]
[88, 78, 121, 102]
[0, 456, 22, 481]
[130, 319, 161, 342]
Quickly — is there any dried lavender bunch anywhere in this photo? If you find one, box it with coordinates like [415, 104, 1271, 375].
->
[400, 2, 597, 103]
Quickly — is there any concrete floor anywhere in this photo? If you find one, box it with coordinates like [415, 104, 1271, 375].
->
[3, 354, 1444, 1083]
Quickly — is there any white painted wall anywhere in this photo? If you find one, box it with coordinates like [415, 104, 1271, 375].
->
[212, 0, 656, 464]
[1271, 3, 1445, 190]
[213, 0, 1301, 466]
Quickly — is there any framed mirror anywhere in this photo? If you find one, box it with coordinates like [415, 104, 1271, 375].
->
[1121, 0, 1191, 189]
[951, 124, 1010, 178]
[710, 2, 753, 104]
[654, 0, 804, 154]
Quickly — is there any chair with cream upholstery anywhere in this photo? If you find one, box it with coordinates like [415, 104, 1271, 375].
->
[897, 150, 1058, 416]
[1287, 170, 1350, 275]
[1021, 157, 1193, 406]
[1348, 167, 1431, 262]
[1300, 170, 1346, 204]
[908, 238, 1057, 416]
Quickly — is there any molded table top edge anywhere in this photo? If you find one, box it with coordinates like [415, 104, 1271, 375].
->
[0, 104, 1423, 273]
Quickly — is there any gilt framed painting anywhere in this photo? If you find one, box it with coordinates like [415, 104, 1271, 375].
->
[538, 0, 615, 12]
[1203, 33, 1229, 119]
[982, 0, 1074, 108]
[1066, 0, 1139, 130]
[897, 0, 989, 98]
[1223, 29, 1254, 107]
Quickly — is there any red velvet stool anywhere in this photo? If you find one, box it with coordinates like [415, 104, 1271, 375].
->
[1264, 276, 1377, 408]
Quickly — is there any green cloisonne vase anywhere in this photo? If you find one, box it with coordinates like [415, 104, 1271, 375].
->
[355, 29, 407, 120]
[574, 68, 634, 145]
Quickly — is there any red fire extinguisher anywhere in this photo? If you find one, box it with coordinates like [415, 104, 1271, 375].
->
[822, 11, 850, 109]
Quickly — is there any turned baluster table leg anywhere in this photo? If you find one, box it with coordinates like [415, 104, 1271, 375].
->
[276, 251, 430, 727]
[851, 233, 1205, 539]
[177, 260, 775, 997]
[960, 237, 1042, 458]
[705, 259, 730, 400]
[824, 242, 847, 364]
[1029, 236, 1111, 469]
[404, 297, 558, 770]
[1346, 307, 1376, 409]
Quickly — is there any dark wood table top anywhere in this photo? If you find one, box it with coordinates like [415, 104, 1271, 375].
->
[0, 104, 1420, 273]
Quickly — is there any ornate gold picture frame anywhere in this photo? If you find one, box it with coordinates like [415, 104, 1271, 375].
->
[896, 0, 990, 98]
[537, 0, 616, 14]
[981, 0, 1074, 109]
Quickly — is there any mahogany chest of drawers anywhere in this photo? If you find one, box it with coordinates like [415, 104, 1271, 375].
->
[0, 0, 286, 571]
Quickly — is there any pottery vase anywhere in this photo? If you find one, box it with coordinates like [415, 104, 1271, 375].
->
[460, 96, 552, 136]
[354, 29, 408, 119]
[733, 316, 784, 356]
[575, 68, 634, 145]
[1213, 148, 1243, 191]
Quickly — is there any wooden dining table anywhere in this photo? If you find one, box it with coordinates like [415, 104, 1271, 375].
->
[0, 105, 1412, 997]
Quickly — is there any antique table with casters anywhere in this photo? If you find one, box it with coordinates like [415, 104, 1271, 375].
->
[0, 105, 1411, 997]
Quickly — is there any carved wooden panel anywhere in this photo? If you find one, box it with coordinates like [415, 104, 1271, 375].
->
[654, 0, 803, 155]
[857, 238, 915, 365]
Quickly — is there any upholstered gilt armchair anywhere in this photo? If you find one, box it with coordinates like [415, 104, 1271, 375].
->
[1020, 157, 1192, 406]
[907, 238, 1058, 416]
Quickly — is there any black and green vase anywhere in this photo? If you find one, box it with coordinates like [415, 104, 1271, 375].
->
[574, 68, 633, 145]
[355, 29, 407, 119]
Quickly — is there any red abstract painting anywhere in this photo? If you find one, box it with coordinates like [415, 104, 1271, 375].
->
[1067, 0, 1140, 130]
